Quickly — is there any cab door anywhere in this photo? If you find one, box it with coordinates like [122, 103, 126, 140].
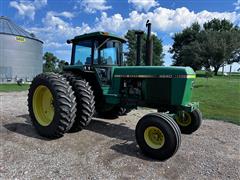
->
[93, 40, 121, 87]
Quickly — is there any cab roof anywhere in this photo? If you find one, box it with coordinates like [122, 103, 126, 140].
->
[71, 31, 127, 43]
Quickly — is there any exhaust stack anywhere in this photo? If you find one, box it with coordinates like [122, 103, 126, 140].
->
[146, 20, 153, 66]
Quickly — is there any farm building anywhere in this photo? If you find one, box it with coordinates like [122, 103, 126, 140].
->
[0, 16, 43, 82]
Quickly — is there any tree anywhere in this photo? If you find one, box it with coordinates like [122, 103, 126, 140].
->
[56, 60, 69, 73]
[201, 19, 240, 75]
[178, 41, 203, 71]
[170, 23, 201, 69]
[200, 30, 240, 75]
[124, 30, 137, 66]
[171, 19, 240, 75]
[124, 30, 164, 66]
[43, 52, 58, 72]
[152, 35, 165, 66]
[43, 52, 68, 73]
[203, 18, 238, 32]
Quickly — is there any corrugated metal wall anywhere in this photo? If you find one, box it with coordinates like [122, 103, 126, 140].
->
[0, 34, 43, 82]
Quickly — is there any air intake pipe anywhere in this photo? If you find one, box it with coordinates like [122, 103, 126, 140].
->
[146, 20, 153, 66]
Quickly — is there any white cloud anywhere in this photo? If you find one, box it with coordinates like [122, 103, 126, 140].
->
[10, 0, 47, 20]
[163, 45, 171, 53]
[33, 11, 91, 42]
[28, 7, 240, 47]
[26, 6, 239, 62]
[27, 6, 239, 45]
[95, 7, 239, 35]
[28, 7, 239, 45]
[27, 11, 91, 60]
[44, 42, 69, 49]
[46, 11, 75, 19]
[95, 12, 124, 32]
[33, 0, 47, 9]
[234, 0, 240, 10]
[128, 0, 159, 12]
[78, 0, 111, 13]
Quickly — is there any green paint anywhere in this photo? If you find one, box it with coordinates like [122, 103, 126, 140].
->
[64, 32, 198, 114]
[64, 65, 197, 112]
[111, 66, 196, 108]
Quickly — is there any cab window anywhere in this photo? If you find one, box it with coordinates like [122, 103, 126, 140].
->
[74, 41, 92, 65]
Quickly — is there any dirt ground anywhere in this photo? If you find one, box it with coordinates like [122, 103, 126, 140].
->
[0, 91, 240, 180]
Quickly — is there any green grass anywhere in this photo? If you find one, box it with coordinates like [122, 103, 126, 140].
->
[192, 76, 240, 125]
[0, 84, 30, 92]
[196, 70, 240, 77]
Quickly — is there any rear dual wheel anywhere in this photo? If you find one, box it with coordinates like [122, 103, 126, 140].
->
[136, 113, 181, 161]
[28, 73, 77, 138]
[64, 73, 95, 132]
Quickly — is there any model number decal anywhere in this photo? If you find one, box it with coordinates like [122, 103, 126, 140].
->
[16, 36, 26, 42]
[114, 74, 196, 79]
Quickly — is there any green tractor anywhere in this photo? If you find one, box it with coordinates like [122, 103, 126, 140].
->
[28, 21, 202, 161]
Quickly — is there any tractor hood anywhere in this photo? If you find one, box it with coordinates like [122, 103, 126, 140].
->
[112, 66, 196, 79]
[110, 66, 196, 107]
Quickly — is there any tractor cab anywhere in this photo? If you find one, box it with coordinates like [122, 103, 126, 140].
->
[67, 32, 126, 85]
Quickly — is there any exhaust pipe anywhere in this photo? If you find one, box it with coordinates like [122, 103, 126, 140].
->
[135, 31, 144, 66]
[146, 20, 153, 66]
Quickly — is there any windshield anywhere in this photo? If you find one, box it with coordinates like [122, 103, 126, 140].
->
[72, 40, 122, 65]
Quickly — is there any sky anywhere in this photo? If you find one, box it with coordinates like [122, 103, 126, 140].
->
[0, 0, 240, 71]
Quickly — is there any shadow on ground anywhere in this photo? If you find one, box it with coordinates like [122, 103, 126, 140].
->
[3, 114, 48, 140]
[3, 115, 152, 160]
[86, 118, 152, 161]
[86, 118, 134, 141]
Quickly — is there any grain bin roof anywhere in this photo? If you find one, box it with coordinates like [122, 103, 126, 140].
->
[0, 16, 43, 43]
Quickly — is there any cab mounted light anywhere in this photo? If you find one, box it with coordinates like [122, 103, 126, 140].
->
[102, 32, 109, 36]
[66, 39, 72, 44]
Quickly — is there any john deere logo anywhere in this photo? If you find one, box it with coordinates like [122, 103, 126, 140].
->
[16, 36, 25, 42]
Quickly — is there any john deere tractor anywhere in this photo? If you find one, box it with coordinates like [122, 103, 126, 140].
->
[28, 21, 202, 161]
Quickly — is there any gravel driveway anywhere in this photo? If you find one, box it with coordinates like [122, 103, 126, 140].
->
[0, 91, 239, 179]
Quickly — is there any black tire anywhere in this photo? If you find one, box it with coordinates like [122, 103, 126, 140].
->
[135, 113, 181, 161]
[118, 107, 132, 116]
[28, 73, 77, 138]
[64, 73, 95, 132]
[175, 109, 202, 134]
[97, 106, 130, 119]
[118, 107, 127, 116]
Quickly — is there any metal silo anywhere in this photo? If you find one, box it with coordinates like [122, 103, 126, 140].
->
[0, 16, 43, 82]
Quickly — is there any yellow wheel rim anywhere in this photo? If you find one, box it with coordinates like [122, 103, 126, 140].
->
[176, 111, 191, 127]
[32, 85, 54, 126]
[144, 126, 165, 149]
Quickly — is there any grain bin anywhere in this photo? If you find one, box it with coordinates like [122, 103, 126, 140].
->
[0, 16, 43, 82]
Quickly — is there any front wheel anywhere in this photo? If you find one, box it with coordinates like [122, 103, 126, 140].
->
[135, 113, 181, 161]
[175, 109, 202, 134]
